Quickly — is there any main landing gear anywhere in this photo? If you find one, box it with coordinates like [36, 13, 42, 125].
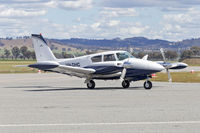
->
[122, 80, 130, 88]
[87, 80, 95, 89]
[121, 80, 152, 89]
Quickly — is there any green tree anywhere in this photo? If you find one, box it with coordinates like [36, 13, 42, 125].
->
[149, 52, 162, 60]
[137, 52, 146, 58]
[12, 46, 20, 59]
[190, 46, 200, 56]
[30, 51, 36, 59]
[61, 51, 66, 58]
[165, 50, 178, 60]
[181, 50, 193, 59]
[25, 50, 31, 59]
[20, 46, 28, 60]
[4, 49, 11, 58]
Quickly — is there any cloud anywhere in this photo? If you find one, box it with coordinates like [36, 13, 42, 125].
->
[107, 20, 120, 26]
[159, 8, 200, 40]
[0, 0, 94, 38]
[77, 20, 149, 38]
[91, 22, 101, 31]
[120, 24, 149, 35]
[163, 9, 200, 27]
[100, 0, 200, 11]
[0, 17, 69, 38]
[100, 7, 138, 18]
[0, 0, 94, 10]
[0, 7, 46, 18]
[56, 0, 93, 10]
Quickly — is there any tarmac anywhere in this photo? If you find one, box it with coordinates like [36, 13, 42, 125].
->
[0, 73, 200, 133]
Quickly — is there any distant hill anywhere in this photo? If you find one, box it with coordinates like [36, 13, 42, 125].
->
[0, 38, 86, 55]
[1, 36, 200, 52]
[51, 37, 200, 50]
[51, 37, 172, 50]
[174, 38, 200, 48]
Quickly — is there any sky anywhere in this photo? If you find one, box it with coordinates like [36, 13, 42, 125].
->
[1, 0, 200, 41]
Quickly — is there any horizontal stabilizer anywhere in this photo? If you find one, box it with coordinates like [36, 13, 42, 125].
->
[14, 65, 28, 67]
[28, 61, 59, 70]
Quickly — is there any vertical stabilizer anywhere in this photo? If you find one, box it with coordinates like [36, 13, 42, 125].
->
[32, 34, 57, 62]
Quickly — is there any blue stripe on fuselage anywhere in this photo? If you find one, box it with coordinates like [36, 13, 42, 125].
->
[85, 66, 122, 75]
[85, 65, 159, 77]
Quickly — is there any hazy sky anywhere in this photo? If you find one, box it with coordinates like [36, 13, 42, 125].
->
[1, 0, 200, 41]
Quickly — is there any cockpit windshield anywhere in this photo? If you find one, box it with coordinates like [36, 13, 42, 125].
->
[116, 52, 134, 61]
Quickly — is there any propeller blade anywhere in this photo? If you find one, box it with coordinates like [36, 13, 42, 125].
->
[166, 68, 172, 82]
[160, 48, 167, 62]
[160, 48, 172, 82]
[120, 68, 127, 80]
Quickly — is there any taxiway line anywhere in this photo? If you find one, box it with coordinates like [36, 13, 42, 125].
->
[1, 121, 200, 127]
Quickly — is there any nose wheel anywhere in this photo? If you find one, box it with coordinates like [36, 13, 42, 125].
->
[87, 80, 95, 89]
[144, 80, 152, 89]
[122, 80, 130, 88]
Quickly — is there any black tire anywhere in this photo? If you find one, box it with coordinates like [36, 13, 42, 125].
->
[87, 80, 95, 89]
[144, 81, 152, 90]
[122, 80, 130, 88]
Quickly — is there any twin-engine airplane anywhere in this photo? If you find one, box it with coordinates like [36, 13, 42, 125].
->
[24, 34, 188, 89]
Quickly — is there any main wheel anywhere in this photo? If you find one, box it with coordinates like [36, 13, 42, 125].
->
[144, 81, 152, 89]
[122, 80, 130, 88]
[87, 80, 95, 89]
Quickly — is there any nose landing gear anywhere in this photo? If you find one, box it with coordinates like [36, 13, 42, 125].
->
[144, 80, 152, 89]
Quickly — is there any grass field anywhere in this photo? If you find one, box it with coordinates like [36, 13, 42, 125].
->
[182, 58, 200, 66]
[151, 72, 200, 83]
[0, 60, 37, 73]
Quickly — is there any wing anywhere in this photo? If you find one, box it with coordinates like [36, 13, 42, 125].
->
[168, 62, 188, 69]
[28, 62, 96, 78]
[58, 65, 95, 74]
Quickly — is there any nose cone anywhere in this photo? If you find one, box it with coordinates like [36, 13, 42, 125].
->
[124, 58, 165, 72]
[170, 62, 188, 69]
[180, 63, 188, 68]
[150, 62, 165, 72]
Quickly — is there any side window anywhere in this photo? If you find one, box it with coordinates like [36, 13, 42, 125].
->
[104, 54, 116, 62]
[91, 55, 102, 63]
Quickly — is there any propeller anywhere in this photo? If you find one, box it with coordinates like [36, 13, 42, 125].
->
[120, 58, 131, 81]
[120, 68, 127, 80]
[160, 48, 172, 82]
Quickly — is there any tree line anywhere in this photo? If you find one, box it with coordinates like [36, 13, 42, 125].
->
[1, 46, 75, 60]
[2, 46, 35, 60]
[1, 46, 200, 61]
[180, 46, 200, 60]
[133, 50, 178, 60]
[132, 46, 200, 61]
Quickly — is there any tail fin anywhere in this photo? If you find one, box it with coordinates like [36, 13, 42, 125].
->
[32, 34, 57, 62]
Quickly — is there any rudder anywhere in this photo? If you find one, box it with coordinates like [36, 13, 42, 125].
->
[32, 34, 57, 62]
